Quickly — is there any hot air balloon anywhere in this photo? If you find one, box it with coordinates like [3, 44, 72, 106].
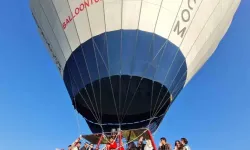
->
[30, 0, 241, 148]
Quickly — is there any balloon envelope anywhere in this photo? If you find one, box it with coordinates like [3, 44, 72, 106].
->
[30, 0, 241, 133]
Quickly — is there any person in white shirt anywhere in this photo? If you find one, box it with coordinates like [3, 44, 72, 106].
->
[68, 145, 72, 150]
[70, 136, 82, 150]
[144, 139, 153, 150]
[180, 138, 190, 150]
[71, 141, 81, 150]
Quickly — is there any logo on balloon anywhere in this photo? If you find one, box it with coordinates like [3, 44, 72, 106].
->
[173, 0, 197, 38]
[62, 0, 102, 30]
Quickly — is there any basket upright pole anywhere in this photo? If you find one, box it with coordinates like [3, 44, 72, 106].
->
[119, 131, 122, 150]
[96, 134, 103, 150]
[147, 130, 157, 150]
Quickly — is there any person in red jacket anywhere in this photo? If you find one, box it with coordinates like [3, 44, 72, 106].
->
[107, 137, 117, 150]
[119, 141, 125, 150]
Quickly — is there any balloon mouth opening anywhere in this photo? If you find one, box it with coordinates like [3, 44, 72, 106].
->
[71, 75, 172, 133]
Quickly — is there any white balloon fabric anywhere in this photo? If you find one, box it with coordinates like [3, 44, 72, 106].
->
[30, 0, 241, 133]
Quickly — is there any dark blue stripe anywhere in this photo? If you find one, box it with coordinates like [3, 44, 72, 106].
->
[63, 29, 187, 100]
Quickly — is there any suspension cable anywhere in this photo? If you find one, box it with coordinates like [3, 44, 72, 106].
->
[122, 0, 144, 122]
[150, 2, 236, 122]
[151, 0, 205, 119]
[65, 0, 102, 123]
[151, 0, 233, 118]
[49, 0, 102, 123]
[121, 0, 185, 123]
[119, 0, 124, 126]
[69, 70, 82, 135]
[147, 0, 234, 127]
[36, 0, 85, 134]
[38, 0, 101, 123]
[145, 0, 172, 121]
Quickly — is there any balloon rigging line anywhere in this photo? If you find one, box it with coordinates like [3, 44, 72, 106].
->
[151, 0, 204, 119]
[35, 1, 81, 134]
[170, 2, 236, 99]
[152, 0, 234, 118]
[41, 0, 102, 129]
[65, 0, 102, 123]
[121, 0, 185, 123]
[36, 0, 237, 135]
[151, 0, 222, 118]
[99, 1, 120, 125]
[113, 0, 126, 125]
[91, 40, 111, 123]
[145, 0, 167, 119]
[50, 0, 101, 123]
[148, 0, 187, 119]
[81, 0, 122, 124]
[78, 0, 104, 123]
[152, 16, 230, 134]
[119, 0, 124, 126]
[148, 0, 222, 125]
[38, 0, 101, 124]
[150, 0, 235, 124]
[37, 0, 101, 127]
[122, 0, 144, 121]
[50, 0, 102, 124]
[100, 0, 108, 125]
[69, 72, 82, 134]
[69, 67, 103, 126]
[121, 0, 185, 122]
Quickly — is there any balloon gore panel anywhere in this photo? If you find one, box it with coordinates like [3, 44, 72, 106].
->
[63, 30, 187, 133]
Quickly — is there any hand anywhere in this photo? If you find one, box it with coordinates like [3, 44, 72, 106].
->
[80, 135, 83, 139]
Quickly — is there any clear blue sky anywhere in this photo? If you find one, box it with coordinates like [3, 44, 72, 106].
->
[0, 0, 249, 150]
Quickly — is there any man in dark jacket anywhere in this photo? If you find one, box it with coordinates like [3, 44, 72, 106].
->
[158, 137, 171, 150]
